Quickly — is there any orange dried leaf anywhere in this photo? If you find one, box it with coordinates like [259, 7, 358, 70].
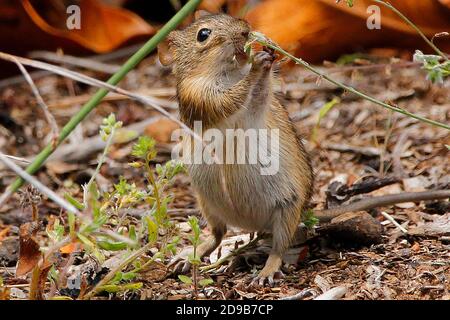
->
[199, 0, 227, 13]
[0, 0, 155, 58]
[144, 118, 180, 144]
[16, 222, 41, 277]
[60, 242, 79, 254]
[23, 0, 155, 53]
[0, 226, 11, 242]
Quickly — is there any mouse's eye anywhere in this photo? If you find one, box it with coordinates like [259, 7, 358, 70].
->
[197, 28, 212, 42]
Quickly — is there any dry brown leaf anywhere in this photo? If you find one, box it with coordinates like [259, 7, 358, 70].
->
[199, 0, 249, 16]
[46, 161, 80, 175]
[246, 0, 450, 62]
[60, 241, 79, 254]
[0, 286, 10, 300]
[24, 0, 155, 52]
[438, 0, 450, 8]
[0, 0, 154, 56]
[144, 118, 180, 143]
[0, 226, 11, 242]
[199, 0, 227, 13]
[16, 222, 41, 277]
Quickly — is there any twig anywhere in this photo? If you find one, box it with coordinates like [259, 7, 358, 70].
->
[11, 57, 59, 145]
[251, 33, 450, 131]
[372, 0, 448, 61]
[0, 117, 164, 171]
[304, 61, 420, 81]
[48, 90, 177, 110]
[316, 190, 450, 222]
[1, 0, 203, 196]
[323, 142, 381, 157]
[381, 211, 408, 234]
[0, 43, 145, 90]
[29, 51, 121, 74]
[280, 289, 316, 300]
[0, 155, 30, 165]
[199, 235, 262, 273]
[314, 286, 347, 300]
[0, 152, 80, 215]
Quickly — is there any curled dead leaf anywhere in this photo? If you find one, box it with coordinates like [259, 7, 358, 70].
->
[23, 0, 154, 53]
[0, 0, 154, 58]
[16, 222, 41, 277]
[60, 241, 79, 254]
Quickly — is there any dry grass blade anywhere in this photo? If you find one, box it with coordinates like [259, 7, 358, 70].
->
[0, 152, 80, 215]
[11, 57, 59, 146]
[29, 51, 121, 74]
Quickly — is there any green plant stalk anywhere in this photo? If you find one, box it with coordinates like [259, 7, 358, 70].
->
[7, 0, 202, 194]
[192, 244, 198, 299]
[145, 162, 161, 214]
[372, 0, 449, 61]
[84, 125, 117, 207]
[256, 38, 450, 131]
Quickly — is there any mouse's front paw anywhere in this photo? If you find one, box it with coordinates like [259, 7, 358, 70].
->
[252, 48, 276, 71]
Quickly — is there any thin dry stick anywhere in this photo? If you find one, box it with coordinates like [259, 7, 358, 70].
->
[0, 152, 80, 215]
[304, 61, 420, 81]
[314, 286, 347, 300]
[11, 57, 59, 145]
[29, 51, 121, 74]
[48, 91, 177, 110]
[381, 211, 408, 234]
[1, 154, 30, 165]
[280, 289, 316, 300]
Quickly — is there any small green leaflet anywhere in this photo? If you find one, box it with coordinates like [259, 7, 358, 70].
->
[178, 275, 193, 285]
[311, 98, 341, 143]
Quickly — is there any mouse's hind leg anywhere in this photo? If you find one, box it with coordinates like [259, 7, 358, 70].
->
[253, 206, 301, 286]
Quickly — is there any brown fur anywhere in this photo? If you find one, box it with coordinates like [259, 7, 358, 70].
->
[159, 12, 313, 283]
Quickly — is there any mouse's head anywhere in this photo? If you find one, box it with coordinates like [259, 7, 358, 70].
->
[158, 11, 250, 77]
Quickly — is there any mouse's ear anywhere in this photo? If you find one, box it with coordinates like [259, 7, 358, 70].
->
[157, 33, 177, 66]
[194, 10, 211, 20]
